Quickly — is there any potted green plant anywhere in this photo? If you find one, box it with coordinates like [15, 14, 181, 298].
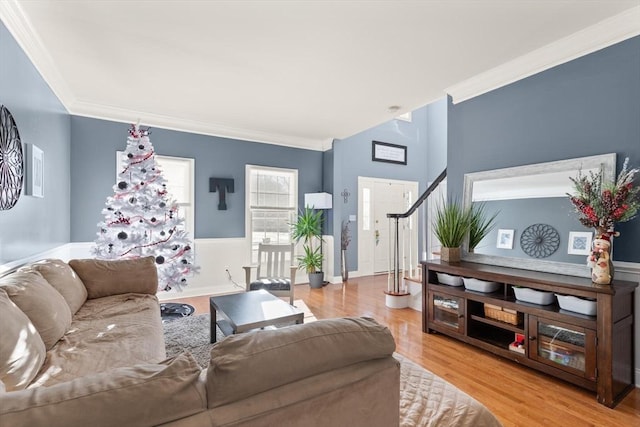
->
[291, 207, 325, 288]
[432, 198, 472, 262]
[468, 202, 499, 252]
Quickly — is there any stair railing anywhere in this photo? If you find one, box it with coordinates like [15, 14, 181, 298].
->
[386, 168, 446, 295]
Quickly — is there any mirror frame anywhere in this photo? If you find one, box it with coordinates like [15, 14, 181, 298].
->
[462, 153, 617, 277]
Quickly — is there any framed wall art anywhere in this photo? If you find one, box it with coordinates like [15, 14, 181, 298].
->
[496, 229, 514, 249]
[25, 143, 44, 198]
[568, 231, 592, 256]
[372, 141, 407, 165]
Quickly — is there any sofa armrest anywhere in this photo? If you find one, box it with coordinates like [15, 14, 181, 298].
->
[206, 317, 396, 408]
[69, 257, 158, 299]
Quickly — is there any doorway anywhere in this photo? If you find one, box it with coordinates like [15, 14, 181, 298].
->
[357, 177, 419, 276]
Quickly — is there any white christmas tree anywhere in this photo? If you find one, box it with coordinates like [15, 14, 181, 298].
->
[93, 124, 198, 291]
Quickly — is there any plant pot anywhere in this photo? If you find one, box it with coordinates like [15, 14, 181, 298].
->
[440, 247, 460, 263]
[308, 271, 324, 289]
[384, 292, 410, 309]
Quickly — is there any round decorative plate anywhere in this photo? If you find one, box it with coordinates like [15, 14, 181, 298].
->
[0, 105, 24, 210]
[520, 223, 560, 258]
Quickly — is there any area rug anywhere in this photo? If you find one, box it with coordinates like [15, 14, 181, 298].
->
[163, 299, 317, 367]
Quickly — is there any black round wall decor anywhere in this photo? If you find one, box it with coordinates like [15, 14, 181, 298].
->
[0, 105, 24, 210]
[520, 223, 560, 258]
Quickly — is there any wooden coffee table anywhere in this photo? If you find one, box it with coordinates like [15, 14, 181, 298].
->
[210, 289, 304, 343]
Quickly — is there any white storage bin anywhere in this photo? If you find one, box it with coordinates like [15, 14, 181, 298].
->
[514, 287, 555, 305]
[436, 272, 463, 287]
[555, 294, 597, 316]
[463, 277, 500, 293]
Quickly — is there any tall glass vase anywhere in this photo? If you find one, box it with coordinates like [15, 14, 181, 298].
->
[341, 249, 349, 282]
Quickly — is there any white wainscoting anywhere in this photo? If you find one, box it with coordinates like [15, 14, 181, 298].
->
[1, 237, 336, 301]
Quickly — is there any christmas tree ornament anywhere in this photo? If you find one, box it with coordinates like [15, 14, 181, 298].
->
[93, 124, 199, 291]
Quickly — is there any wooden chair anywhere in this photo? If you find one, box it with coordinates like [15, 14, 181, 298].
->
[243, 243, 297, 305]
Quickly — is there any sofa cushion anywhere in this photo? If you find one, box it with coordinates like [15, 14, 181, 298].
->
[0, 288, 46, 391]
[0, 271, 72, 350]
[69, 257, 158, 299]
[0, 353, 206, 427]
[21, 259, 88, 314]
[31, 293, 166, 387]
[207, 316, 396, 407]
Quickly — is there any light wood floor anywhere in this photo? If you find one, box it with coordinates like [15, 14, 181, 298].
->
[165, 275, 639, 426]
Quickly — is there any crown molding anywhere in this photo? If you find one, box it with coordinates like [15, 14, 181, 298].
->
[0, 0, 326, 151]
[0, 0, 75, 109]
[447, 6, 640, 104]
[69, 99, 326, 151]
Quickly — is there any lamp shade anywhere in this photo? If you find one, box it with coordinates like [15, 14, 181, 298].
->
[304, 192, 333, 209]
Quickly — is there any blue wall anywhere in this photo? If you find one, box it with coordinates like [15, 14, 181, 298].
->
[4, 11, 638, 270]
[70, 116, 323, 241]
[448, 36, 640, 263]
[332, 101, 448, 273]
[0, 22, 71, 264]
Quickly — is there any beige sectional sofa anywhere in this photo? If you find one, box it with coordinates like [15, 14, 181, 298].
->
[0, 257, 400, 426]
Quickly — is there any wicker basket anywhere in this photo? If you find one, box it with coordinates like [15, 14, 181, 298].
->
[484, 303, 523, 326]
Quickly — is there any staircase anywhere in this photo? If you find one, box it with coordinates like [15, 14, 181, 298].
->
[385, 169, 446, 308]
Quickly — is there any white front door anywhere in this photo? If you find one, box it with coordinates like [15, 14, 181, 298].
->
[358, 177, 419, 277]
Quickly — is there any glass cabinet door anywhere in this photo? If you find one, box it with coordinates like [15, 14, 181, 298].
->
[528, 316, 596, 380]
[429, 291, 465, 335]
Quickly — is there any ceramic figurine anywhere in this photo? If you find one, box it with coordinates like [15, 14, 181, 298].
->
[588, 236, 612, 285]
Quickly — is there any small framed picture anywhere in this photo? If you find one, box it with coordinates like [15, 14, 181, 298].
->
[372, 141, 407, 165]
[25, 143, 44, 198]
[568, 231, 592, 255]
[496, 229, 514, 249]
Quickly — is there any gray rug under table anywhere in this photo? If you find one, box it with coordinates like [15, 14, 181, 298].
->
[163, 313, 305, 368]
[163, 314, 224, 368]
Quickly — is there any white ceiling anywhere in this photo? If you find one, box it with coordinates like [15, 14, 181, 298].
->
[2, 1, 639, 151]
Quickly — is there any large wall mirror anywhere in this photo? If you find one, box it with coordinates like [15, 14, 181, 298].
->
[462, 153, 616, 277]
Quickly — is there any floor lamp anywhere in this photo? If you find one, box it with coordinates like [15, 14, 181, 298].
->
[304, 192, 333, 284]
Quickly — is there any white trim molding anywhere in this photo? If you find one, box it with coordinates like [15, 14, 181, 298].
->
[0, 0, 325, 151]
[70, 100, 325, 152]
[447, 6, 640, 104]
[0, 0, 76, 110]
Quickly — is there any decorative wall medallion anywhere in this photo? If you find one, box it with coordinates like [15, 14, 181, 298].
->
[0, 105, 24, 210]
[520, 223, 560, 258]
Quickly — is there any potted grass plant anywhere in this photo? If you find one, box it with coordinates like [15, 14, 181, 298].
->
[433, 199, 498, 261]
[468, 202, 499, 252]
[432, 198, 472, 262]
[291, 207, 325, 288]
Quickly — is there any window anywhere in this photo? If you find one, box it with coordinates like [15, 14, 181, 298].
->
[116, 152, 195, 237]
[362, 188, 371, 231]
[246, 165, 297, 262]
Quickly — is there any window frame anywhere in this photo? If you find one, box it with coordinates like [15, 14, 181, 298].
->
[245, 164, 298, 262]
[116, 151, 195, 238]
